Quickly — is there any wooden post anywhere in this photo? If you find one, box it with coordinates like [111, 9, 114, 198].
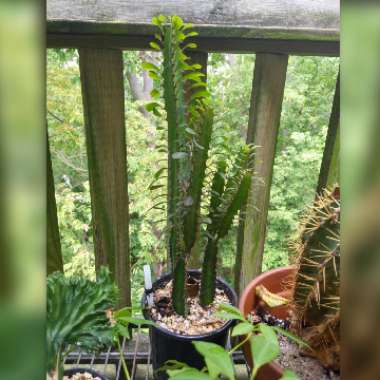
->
[317, 73, 340, 193]
[186, 50, 208, 270]
[47, 133, 64, 274]
[79, 48, 131, 307]
[235, 54, 288, 295]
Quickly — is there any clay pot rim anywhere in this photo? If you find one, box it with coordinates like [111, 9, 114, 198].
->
[238, 266, 296, 376]
[238, 266, 296, 313]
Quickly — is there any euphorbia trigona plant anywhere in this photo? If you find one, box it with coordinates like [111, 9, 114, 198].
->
[144, 15, 255, 315]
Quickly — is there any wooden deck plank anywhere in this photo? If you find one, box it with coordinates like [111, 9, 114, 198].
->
[47, 132, 63, 274]
[79, 48, 131, 306]
[47, 0, 339, 42]
[236, 54, 288, 293]
[317, 73, 340, 193]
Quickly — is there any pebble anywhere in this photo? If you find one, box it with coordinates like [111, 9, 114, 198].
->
[149, 281, 230, 336]
[63, 372, 101, 380]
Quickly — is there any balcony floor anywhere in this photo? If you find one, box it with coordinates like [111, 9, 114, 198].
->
[64, 331, 250, 379]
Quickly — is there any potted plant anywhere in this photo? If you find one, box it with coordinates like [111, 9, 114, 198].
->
[46, 267, 117, 380]
[163, 304, 302, 380]
[239, 186, 340, 379]
[141, 15, 255, 378]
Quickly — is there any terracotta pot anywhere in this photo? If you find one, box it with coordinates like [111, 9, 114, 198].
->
[239, 267, 295, 380]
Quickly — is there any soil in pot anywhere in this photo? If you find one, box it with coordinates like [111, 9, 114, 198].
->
[248, 308, 340, 380]
[277, 335, 340, 380]
[64, 368, 109, 380]
[142, 270, 237, 380]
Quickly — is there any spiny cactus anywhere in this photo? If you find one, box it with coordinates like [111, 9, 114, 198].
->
[290, 186, 340, 370]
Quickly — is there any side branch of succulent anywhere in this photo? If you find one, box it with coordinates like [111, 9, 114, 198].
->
[200, 146, 255, 306]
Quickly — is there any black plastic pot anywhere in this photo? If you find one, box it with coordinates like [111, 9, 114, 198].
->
[142, 270, 237, 380]
[64, 367, 110, 380]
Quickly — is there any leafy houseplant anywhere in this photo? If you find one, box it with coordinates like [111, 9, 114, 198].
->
[46, 267, 117, 380]
[164, 304, 301, 380]
[143, 14, 254, 316]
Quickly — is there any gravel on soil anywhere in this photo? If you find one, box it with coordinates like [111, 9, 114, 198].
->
[278, 335, 340, 380]
[149, 280, 230, 336]
[63, 372, 101, 380]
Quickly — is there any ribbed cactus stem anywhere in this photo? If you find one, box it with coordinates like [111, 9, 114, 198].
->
[200, 237, 218, 306]
[291, 186, 340, 369]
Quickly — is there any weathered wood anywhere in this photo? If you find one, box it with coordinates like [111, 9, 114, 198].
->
[47, 33, 339, 57]
[47, 133, 64, 274]
[79, 48, 131, 307]
[237, 54, 288, 294]
[47, 0, 339, 42]
[186, 51, 208, 270]
[317, 73, 340, 193]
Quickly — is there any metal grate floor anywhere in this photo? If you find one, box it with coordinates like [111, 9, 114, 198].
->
[64, 330, 250, 379]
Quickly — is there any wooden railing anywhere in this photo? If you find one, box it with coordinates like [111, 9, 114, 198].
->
[46, 0, 340, 307]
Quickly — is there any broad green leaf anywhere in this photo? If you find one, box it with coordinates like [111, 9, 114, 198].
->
[142, 62, 159, 72]
[150, 89, 160, 98]
[231, 322, 254, 336]
[114, 306, 132, 318]
[250, 324, 280, 372]
[153, 107, 162, 117]
[182, 22, 194, 30]
[149, 41, 161, 51]
[191, 90, 209, 100]
[157, 14, 166, 23]
[118, 316, 156, 327]
[185, 31, 199, 38]
[280, 369, 300, 380]
[151, 16, 160, 26]
[184, 72, 205, 81]
[217, 303, 245, 320]
[191, 82, 207, 89]
[116, 324, 130, 339]
[172, 15, 184, 28]
[145, 102, 161, 112]
[167, 367, 212, 380]
[214, 311, 245, 322]
[183, 42, 197, 50]
[193, 341, 234, 380]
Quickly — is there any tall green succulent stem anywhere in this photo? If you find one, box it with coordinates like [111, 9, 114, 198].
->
[172, 256, 186, 315]
[200, 238, 219, 306]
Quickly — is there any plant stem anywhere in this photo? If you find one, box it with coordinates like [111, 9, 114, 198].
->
[117, 339, 131, 380]
[172, 256, 186, 315]
[229, 332, 252, 354]
[250, 367, 258, 380]
[199, 238, 218, 306]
